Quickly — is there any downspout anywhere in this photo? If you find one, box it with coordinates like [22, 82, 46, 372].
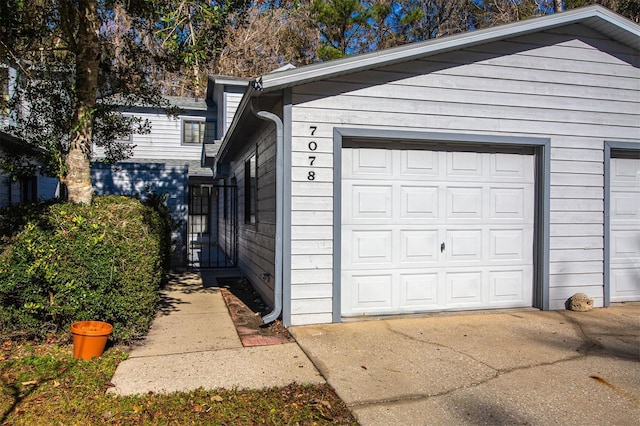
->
[250, 99, 283, 324]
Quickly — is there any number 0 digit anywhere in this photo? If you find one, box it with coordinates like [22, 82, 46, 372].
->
[308, 141, 317, 151]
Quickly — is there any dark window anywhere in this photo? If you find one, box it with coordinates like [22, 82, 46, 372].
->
[244, 154, 256, 224]
[20, 177, 37, 204]
[189, 185, 211, 235]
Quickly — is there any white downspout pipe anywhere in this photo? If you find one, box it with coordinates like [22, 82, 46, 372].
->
[251, 100, 283, 324]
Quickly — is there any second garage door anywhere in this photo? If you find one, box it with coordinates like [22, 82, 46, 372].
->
[341, 144, 535, 316]
[609, 156, 640, 302]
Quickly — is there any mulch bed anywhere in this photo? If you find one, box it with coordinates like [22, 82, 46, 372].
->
[218, 277, 294, 347]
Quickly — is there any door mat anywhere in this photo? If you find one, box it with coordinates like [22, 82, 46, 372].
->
[218, 277, 293, 347]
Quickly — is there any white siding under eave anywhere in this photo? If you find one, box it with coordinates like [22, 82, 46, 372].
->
[93, 111, 212, 161]
[229, 122, 278, 308]
[288, 24, 640, 325]
[224, 90, 244, 135]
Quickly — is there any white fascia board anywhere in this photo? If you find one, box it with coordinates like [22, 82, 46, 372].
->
[258, 5, 639, 92]
[211, 76, 250, 87]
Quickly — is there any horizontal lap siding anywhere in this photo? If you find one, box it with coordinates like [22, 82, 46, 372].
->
[289, 24, 639, 324]
[93, 111, 210, 161]
[91, 162, 188, 267]
[230, 123, 277, 307]
[224, 91, 244, 133]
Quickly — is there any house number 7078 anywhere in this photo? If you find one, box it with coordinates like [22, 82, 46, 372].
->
[308, 126, 317, 180]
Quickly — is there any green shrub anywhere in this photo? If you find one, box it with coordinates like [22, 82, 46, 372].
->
[0, 195, 170, 343]
[0, 199, 58, 248]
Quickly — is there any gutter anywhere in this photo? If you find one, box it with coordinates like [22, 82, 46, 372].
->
[250, 99, 284, 324]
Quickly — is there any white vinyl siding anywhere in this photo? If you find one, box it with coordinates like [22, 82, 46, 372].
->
[288, 24, 639, 325]
[93, 111, 214, 161]
[229, 123, 278, 307]
[224, 91, 243, 133]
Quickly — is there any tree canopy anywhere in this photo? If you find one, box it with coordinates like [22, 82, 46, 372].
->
[0, 0, 636, 204]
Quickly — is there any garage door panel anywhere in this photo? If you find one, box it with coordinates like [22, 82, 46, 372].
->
[611, 269, 640, 302]
[446, 230, 483, 262]
[353, 148, 393, 176]
[401, 185, 439, 219]
[491, 270, 523, 300]
[446, 271, 483, 306]
[613, 156, 640, 181]
[448, 151, 483, 177]
[489, 268, 532, 304]
[447, 187, 483, 219]
[345, 273, 394, 313]
[400, 273, 439, 308]
[349, 185, 393, 219]
[492, 153, 527, 179]
[611, 192, 640, 221]
[350, 230, 393, 266]
[491, 187, 526, 219]
[401, 150, 439, 176]
[490, 229, 526, 261]
[611, 230, 639, 259]
[400, 230, 439, 264]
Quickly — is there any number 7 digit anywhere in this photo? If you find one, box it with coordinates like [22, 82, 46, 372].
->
[310, 126, 317, 136]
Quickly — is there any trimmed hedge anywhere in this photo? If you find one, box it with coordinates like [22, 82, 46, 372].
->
[0, 195, 171, 343]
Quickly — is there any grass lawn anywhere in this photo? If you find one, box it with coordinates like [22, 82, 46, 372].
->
[1, 340, 358, 425]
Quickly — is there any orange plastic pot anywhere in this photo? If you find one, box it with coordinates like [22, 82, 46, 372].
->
[70, 321, 113, 360]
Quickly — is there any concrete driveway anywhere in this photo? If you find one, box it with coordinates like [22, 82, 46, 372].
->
[290, 304, 640, 425]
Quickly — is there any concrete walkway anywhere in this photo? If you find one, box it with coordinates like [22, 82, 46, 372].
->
[109, 271, 639, 425]
[108, 271, 324, 395]
[291, 304, 640, 426]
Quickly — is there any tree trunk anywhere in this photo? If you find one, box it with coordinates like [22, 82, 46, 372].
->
[65, 0, 100, 204]
[554, 0, 563, 13]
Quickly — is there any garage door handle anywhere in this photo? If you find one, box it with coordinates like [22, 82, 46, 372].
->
[441, 242, 445, 252]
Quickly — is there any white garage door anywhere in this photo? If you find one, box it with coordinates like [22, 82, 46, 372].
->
[341, 145, 534, 316]
[610, 157, 640, 302]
